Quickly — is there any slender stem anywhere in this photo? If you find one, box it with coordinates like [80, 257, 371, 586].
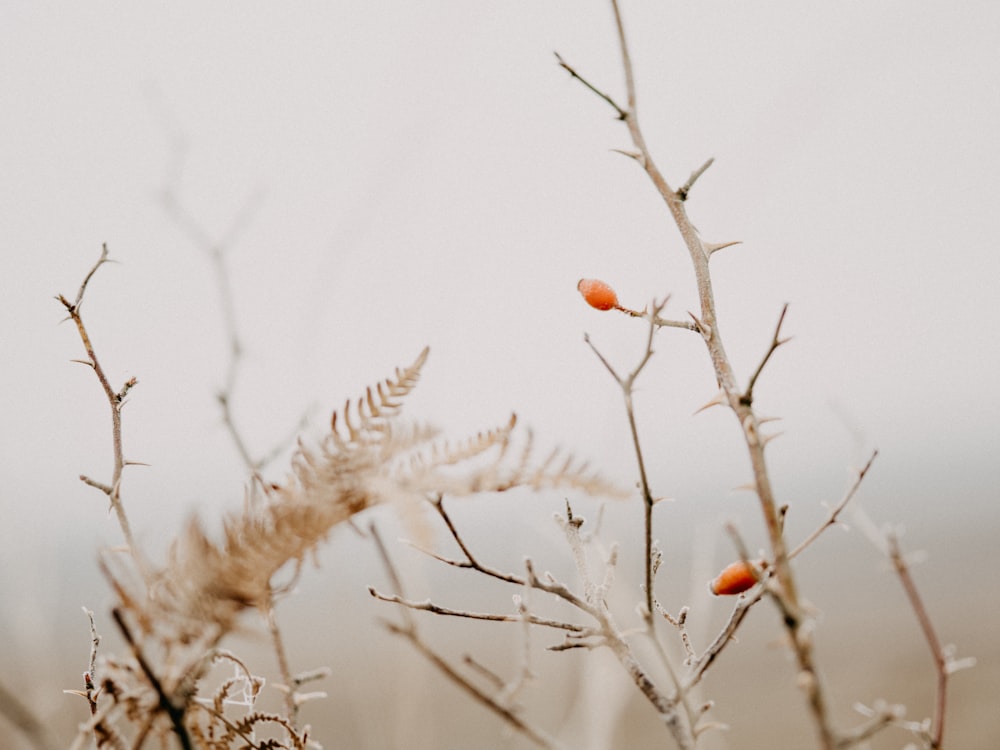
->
[677, 157, 715, 201]
[265, 605, 297, 726]
[370, 589, 589, 633]
[112, 608, 192, 750]
[788, 450, 879, 560]
[58, 246, 146, 580]
[887, 534, 947, 748]
[584, 302, 662, 621]
[743, 303, 790, 406]
[370, 524, 565, 750]
[555, 52, 627, 118]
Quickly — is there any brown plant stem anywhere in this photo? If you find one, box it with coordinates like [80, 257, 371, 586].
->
[560, 2, 834, 745]
[369, 523, 565, 750]
[583, 300, 665, 622]
[58, 245, 147, 581]
[788, 450, 879, 560]
[112, 608, 193, 750]
[887, 532, 947, 749]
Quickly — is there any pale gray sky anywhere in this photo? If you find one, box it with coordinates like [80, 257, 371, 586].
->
[1, 2, 998, 746]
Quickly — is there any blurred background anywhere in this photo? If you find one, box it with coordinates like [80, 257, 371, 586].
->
[2, 1, 998, 747]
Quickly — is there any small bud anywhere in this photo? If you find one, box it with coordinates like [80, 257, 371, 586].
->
[577, 278, 619, 311]
[709, 560, 759, 596]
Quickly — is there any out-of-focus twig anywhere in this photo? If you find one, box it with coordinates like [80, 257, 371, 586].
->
[789, 450, 879, 560]
[112, 608, 193, 750]
[886, 532, 947, 749]
[0, 680, 60, 750]
[155, 122, 320, 727]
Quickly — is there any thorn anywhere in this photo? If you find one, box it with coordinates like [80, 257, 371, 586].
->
[761, 431, 785, 447]
[610, 148, 644, 164]
[688, 312, 709, 337]
[705, 240, 743, 255]
[70, 358, 95, 368]
[757, 415, 783, 425]
[732, 483, 756, 493]
[693, 391, 728, 415]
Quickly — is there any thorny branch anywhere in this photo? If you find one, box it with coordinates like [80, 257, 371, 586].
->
[685, 452, 881, 694]
[369, 523, 566, 750]
[559, 1, 834, 745]
[383, 498, 697, 748]
[57, 245, 147, 580]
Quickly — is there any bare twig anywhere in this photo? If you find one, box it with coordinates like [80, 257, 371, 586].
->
[655, 602, 696, 664]
[836, 701, 904, 748]
[111, 608, 193, 750]
[369, 523, 565, 750]
[156, 128, 316, 722]
[369, 588, 590, 633]
[424, 496, 526, 585]
[788, 450, 879, 560]
[683, 451, 879, 702]
[676, 157, 715, 202]
[584, 298, 666, 621]
[742, 304, 791, 407]
[391, 499, 696, 747]
[84, 608, 101, 717]
[684, 592, 759, 691]
[57, 246, 146, 580]
[554, 52, 627, 119]
[616, 304, 699, 331]
[155, 119, 302, 483]
[533, 532, 695, 744]
[581, 312, 703, 739]
[502, 594, 535, 707]
[886, 532, 948, 749]
[162, 178, 265, 474]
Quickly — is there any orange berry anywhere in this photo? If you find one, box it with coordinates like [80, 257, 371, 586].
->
[709, 560, 759, 596]
[577, 278, 619, 311]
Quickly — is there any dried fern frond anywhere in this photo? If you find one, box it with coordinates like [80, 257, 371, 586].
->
[135, 346, 625, 645]
[89, 347, 627, 748]
[142, 348, 431, 636]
